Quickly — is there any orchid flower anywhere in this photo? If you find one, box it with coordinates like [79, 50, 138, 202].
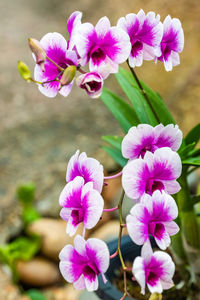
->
[59, 235, 110, 291]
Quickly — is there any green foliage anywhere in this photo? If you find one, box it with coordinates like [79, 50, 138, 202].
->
[185, 123, 200, 147]
[27, 289, 46, 300]
[182, 156, 200, 166]
[17, 183, 36, 204]
[101, 88, 140, 132]
[178, 143, 196, 160]
[102, 135, 122, 151]
[0, 235, 41, 281]
[17, 183, 40, 227]
[116, 67, 175, 126]
[103, 146, 127, 167]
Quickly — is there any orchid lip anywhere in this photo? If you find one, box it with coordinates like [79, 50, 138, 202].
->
[145, 179, 164, 195]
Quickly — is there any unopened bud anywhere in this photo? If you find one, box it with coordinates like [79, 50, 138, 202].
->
[28, 38, 46, 71]
[60, 65, 76, 87]
[18, 61, 31, 82]
[149, 293, 162, 300]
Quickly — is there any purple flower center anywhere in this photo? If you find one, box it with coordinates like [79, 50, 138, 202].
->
[145, 179, 164, 195]
[146, 269, 159, 286]
[140, 145, 153, 158]
[131, 40, 143, 57]
[82, 81, 101, 93]
[148, 222, 165, 239]
[83, 262, 98, 281]
[160, 43, 171, 60]
[90, 46, 106, 65]
[71, 208, 84, 226]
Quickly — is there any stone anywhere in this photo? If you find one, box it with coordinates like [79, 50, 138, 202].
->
[16, 257, 61, 287]
[27, 218, 85, 261]
[43, 284, 81, 300]
[89, 220, 128, 242]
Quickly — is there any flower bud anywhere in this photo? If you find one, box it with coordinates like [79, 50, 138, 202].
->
[18, 61, 31, 82]
[149, 293, 162, 300]
[59, 65, 76, 87]
[28, 38, 46, 71]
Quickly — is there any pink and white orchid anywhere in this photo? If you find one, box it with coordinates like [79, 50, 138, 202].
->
[59, 235, 110, 291]
[76, 71, 104, 98]
[67, 11, 82, 50]
[66, 150, 104, 193]
[132, 242, 175, 294]
[122, 147, 182, 201]
[75, 16, 131, 77]
[122, 124, 182, 160]
[157, 15, 184, 71]
[59, 176, 104, 236]
[127, 190, 179, 250]
[117, 10, 163, 67]
[34, 32, 78, 98]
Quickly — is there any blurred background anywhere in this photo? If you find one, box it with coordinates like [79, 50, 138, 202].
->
[0, 0, 200, 299]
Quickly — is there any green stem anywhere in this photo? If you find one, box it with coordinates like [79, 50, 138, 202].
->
[176, 168, 200, 283]
[127, 62, 160, 123]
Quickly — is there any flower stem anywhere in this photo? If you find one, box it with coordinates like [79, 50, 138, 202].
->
[127, 61, 160, 123]
[77, 64, 87, 74]
[110, 249, 118, 259]
[104, 171, 122, 180]
[117, 189, 132, 299]
[103, 206, 118, 212]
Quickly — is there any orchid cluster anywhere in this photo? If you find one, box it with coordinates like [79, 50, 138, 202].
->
[59, 150, 110, 291]
[19, 7, 200, 300]
[19, 9, 184, 99]
[58, 123, 182, 297]
[123, 124, 182, 294]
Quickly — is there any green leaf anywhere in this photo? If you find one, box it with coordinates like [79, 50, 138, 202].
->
[17, 183, 36, 204]
[22, 206, 40, 227]
[188, 148, 200, 158]
[0, 235, 41, 281]
[101, 88, 140, 132]
[102, 135, 122, 151]
[27, 289, 46, 300]
[117, 67, 175, 125]
[182, 156, 200, 166]
[185, 123, 200, 147]
[115, 68, 157, 125]
[103, 146, 127, 167]
[178, 142, 196, 160]
[141, 81, 176, 125]
[191, 195, 200, 206]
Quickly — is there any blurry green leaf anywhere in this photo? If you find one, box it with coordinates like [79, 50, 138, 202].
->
[101, 88, 140, 132]
[185, 123, 200, 147]
[0, 235, 41, 281]
[22, 206, 40, 227]
[17, 183, 35, 204]
[115, 68, 157, 125]
[17, 183, 40, 226]
[102, 135, 122, 151]
[182, 156, 200, 166]
[178, 142, 196, 160]
[103, 146, 127, 167]
[27, 289, 46, 300]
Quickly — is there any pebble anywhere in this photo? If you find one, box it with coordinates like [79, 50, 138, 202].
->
[27, 218, 85, 261]
[17, 257, 61, 287]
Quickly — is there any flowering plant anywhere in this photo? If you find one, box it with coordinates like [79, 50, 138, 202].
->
[18, 9, 200, 300]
